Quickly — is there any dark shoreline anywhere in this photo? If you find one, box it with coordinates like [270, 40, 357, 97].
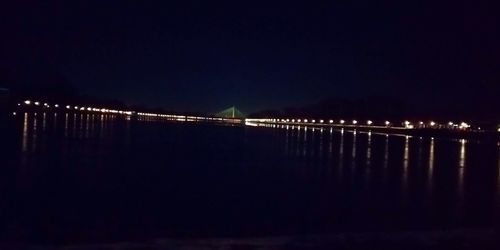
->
[248, 121, 500, 142]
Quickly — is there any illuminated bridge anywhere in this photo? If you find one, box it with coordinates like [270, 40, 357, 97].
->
[12, 99, 500, 135]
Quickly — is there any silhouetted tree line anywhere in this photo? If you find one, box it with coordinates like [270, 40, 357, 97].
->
[0, 69, 210, 116]
[249, 96, 499, 122]
[0, 66, 132, 110]
[1, 65, 496, 121]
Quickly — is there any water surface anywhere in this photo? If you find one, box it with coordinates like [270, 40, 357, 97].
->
[1, 112, 499, 244]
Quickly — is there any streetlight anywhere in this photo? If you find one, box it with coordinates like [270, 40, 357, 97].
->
[352, 120, 358, 125]
[459, 122, 470, 129]
[367, 120, 372, 125]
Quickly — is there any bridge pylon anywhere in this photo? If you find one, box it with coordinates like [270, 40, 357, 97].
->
[215, 106, 245, 118]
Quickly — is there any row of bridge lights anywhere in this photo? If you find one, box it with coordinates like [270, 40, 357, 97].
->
[275, 118, 471, 129]
[20, 100, 133, 115]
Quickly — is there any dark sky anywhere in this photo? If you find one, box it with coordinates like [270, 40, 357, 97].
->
[1, 1, 499, 113]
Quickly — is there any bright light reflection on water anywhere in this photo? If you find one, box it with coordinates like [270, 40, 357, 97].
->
[2, 112, 500, 242]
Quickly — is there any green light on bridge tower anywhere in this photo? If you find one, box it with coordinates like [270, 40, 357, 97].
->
[215, 106, 245, 118]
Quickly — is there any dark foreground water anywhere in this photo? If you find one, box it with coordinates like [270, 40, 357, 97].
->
[0, 112, 499, 245]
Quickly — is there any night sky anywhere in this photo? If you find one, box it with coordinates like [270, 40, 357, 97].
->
[1, 1, 499, 113]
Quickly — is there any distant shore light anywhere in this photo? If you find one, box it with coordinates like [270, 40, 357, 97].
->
[459, 122, 470, 129]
